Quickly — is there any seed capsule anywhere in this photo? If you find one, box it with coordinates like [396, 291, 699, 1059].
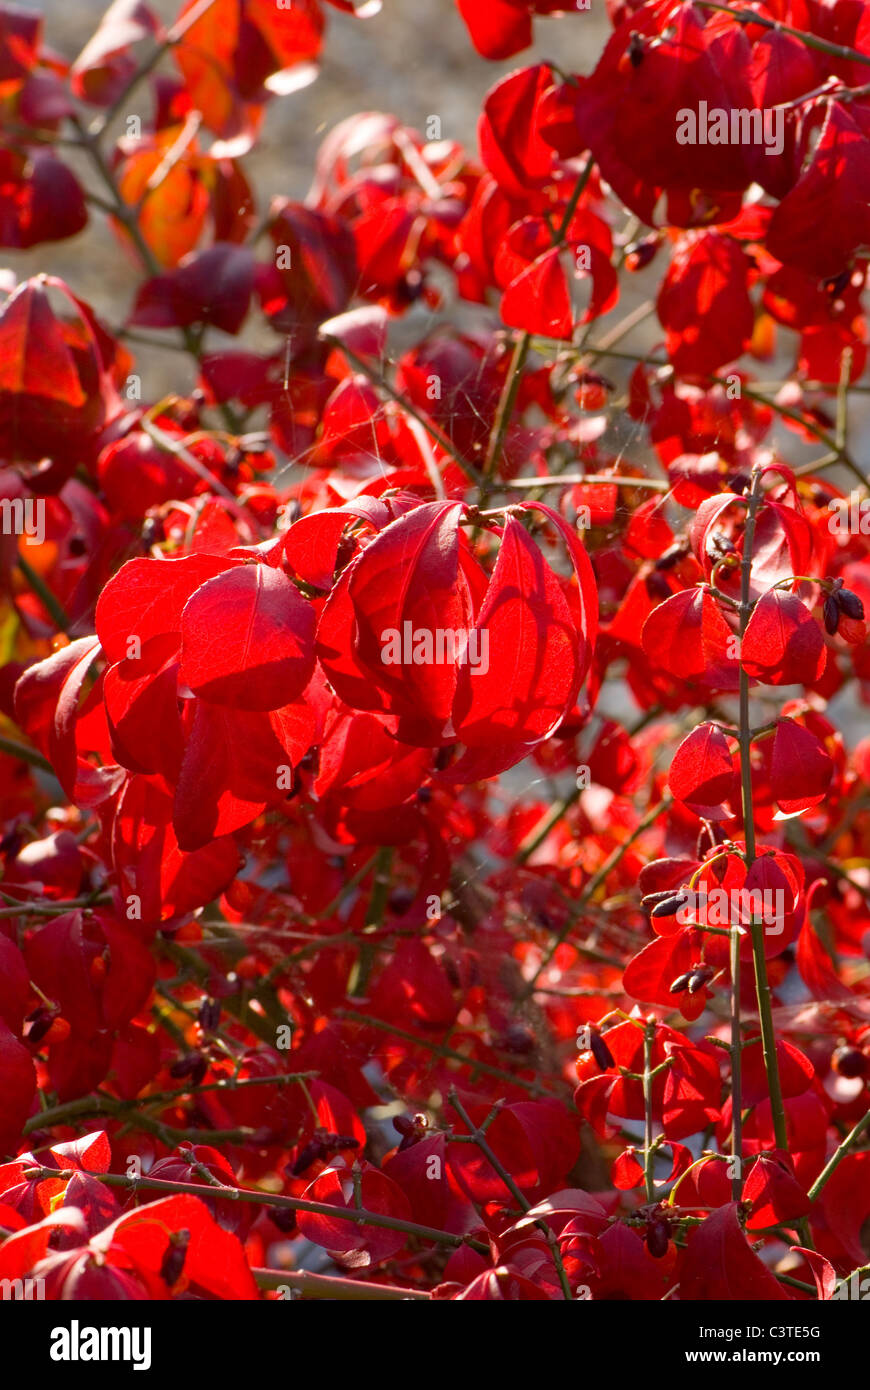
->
[651, 893, 690, 919]
[823, 595, 840, 635]
[645, 570, 672, 600]
[197, 997, 221, 1033]
[641, 888, 680, 910]
[835, 588, 865, 621]
[625, 236, 659, 273]
[590, 1031, 616, 1071]
[646, 1220, 670, 1259]
[23, 1007, 57, 1045]
[687, 965, 714, 994]
[654, 539, 691, 571]
[832, 1045, 869, 1079]
[169, 1051, 208, 1085]
[669, 971, 692, 995]
[160, 1230, 190, 1286]
[291, 1138, 326, 1175]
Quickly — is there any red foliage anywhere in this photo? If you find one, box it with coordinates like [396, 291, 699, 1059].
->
[0, 0, 869, 1307]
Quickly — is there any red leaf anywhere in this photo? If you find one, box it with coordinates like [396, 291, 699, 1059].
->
[297, 1159, 411, 1263]
[741, 589, 826, 686]
[129, 244, 255, 335]
[479, 64, 554, 196]
[0, 936, 31, 1035]
[173, 697, 315, 849]
[766, 100, 870, 278]
[14, 636, 105, 800]
[179, 563, 316, 710]
[0, 1022, 37, 1156]
[770, 719, 833, 815]
[105, 1193, 258, 1298]
[657, 232, 753, 377]
[452, 513, 580, 749]
[501, 247, 573, 341]
[743, 1153, 810, 1231]
[680, 1203, 791, 1300]
[668, 722, 737, 817]
[456, 0, 532, 60]
[819, 1152, 870, 1268]
[96, 554, 235, 664]
[641, 587, 738, 689]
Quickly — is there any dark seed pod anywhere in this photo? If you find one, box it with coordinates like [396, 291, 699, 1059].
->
[651, 893, 690, 919]
[141, 516, 165, 548]
[654, 539, 690, 572]
[832, 1045, 869, 1079]
[669, 971, 692, 995]
[706, 531, 736, 560]
[23, 1007, 56, 1046]
[646, 1220, 670, 1259]
[291, 1138, 326, 1176]
[270, 1207, 297, 1234]
[169, 1051, 207, 1085]
[823, 595, 840, 635]
[590, 1031, 616, 1071]
[835, 588, 865, 621]
[645, 570, 672, 600]
[628, 31, 644, 65]
[197, 997, 221, 1033]
[641, 888, 679, 910]
[393, 1114, 415, 1137]
[388, 886, 415, 914]
[625, 236, 659, 273]
[687, 966, 714, 994]
[160, 1230, 190, 1286]
[497, 1023, 536, 1056]
[323, 1133, 360, 1153]
[0, 828, 24, 858]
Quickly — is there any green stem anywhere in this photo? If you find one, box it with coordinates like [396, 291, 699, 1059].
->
[523, 793, 673, 996]
[694, 2, 870, 68]
[252, 1267, 430, 1300]
[642, 1019, 655, 1203]
[0, 735, 53, 773]
[21, 1166, 488, 1252]
[482, 332, 530, 485]
[729, 921, 743, 1200]
[738, 468, 788, 1151]
[450, 1092, 573, 1300]
[337, 1008, 561, 1097]
[348, 847, 394, 997]
[807, 1107, 870, 1203]
[17, 554, 71, 633]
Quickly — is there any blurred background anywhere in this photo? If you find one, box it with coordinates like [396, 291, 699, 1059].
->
[5, 1, 612, 395]
[5, 2, 863, 510]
